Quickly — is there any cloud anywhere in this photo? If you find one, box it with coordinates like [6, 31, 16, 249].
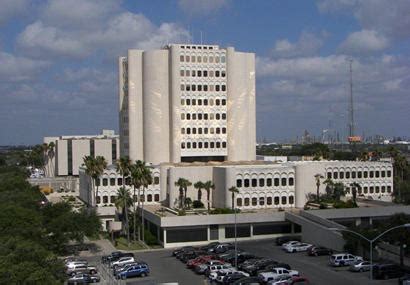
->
[338, 30, 389, 54]
[0, 0, 29, 25]
[0, 50, 49, 82]
[178, 0, 229, 16]
[270, 31, 325, 58]
[17, 2, 191, 59]
[317, 0, 410, 40]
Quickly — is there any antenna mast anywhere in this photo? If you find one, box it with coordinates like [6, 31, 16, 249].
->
[348, 58, 355, 138]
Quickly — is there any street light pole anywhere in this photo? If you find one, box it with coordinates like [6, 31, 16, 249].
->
[234, 205, 237, 270]
[329, 223, 410, 280]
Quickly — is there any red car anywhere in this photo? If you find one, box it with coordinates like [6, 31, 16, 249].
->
[186, 255, 214, 269]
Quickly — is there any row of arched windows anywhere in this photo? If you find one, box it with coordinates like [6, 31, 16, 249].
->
[236, 177, 294, 188]
[327, 169, 392, 180]
[236, 195, 294, 207]
[96, 193, 160, 204]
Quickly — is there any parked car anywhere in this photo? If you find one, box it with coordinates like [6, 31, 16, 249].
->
[280, 276, 310, 285]
[66, 264, 97, 276]
[200, 242, 220, 251]
[258, 262, 292, 274]
[258, 268, 299, 283]
[349, 261, 372, 272]
[194, 260, 224, 274]
[172, 246, 196, 256]
[209, 268, 236, 282]
[111, 256, 135, 269]
[238, 258, 263, 271]
[275, 236, 301, 246]
[67, 273, 100, 284]
[116, 264, 150, 280]
[216, 270, 249, 283]
[225, 252, 256, 265]
[285, 243, 312, 253]
[103, 251, 134, 264]
[399, 274, 410, 285]
[213, 243, 235, 254]
[113, 261, 147, 276]
[372, 263, 405, 280]
[329, 253, 363, 267]
[266, 274, 293, 285]
[205, 264, 233, 277]
[242, 258, 277, 276]
[222, 271, 250, 284]
[187, 255, 215, 269]
[282, 241, 302, 251]
[307, 246, 333, 256]
[231, 276, 262, 284]
[66, 261, 88, 270]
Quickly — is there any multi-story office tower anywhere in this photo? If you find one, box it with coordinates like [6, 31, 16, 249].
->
[119, 44, 256, 164]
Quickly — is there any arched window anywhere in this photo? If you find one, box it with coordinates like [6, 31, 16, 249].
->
[154, 194, 160, 201]
[281, 196, 287, 205]
[252, 179, 257, 187]
[259, 178, 265, 187]
[281, 178, 287, 186]
[236, 179, 242, 188]
[267, 178, 272, 187]
[103, 178, 108, 186]
[110, 178, 115, 186]
[96, 196, 101, 204]
[274, 178, 280, 187]
[237, 198, 242, 207]
[259, 197, 265, 206]
[267, 197, 272, 205]
[103, 196, 108, 204]
[110, 196, 116, 203]
[288, 177, 294, 186]
[252, 197, 257, 206]
[147, 194, 152, 202]
[289, 196, 294, 204]
[274, 197, 280, 205]
[244, 198, 250, 206]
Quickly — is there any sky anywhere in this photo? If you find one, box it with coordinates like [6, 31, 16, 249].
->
[0, 0, 409, 145]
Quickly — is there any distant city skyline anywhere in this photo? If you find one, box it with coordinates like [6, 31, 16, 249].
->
[1, 0, 409, 145]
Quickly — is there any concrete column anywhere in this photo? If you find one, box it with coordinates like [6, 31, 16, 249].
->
[163, 229, 167, 247]
[169, 46, 182, 163]
[355, 218, 361, 226]
[207, 226, 211, 241]
[127, 50, 144, 161]
[226, 47, 256, 161]
[143, 50, 170, 164]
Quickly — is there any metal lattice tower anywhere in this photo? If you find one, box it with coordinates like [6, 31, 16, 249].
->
[348, 58, 355, 138]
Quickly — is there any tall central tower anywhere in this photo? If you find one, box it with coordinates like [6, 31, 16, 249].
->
[119, 44, 256, 165]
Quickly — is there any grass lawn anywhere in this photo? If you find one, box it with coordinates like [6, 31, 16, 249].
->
[115, 237, 147, 250]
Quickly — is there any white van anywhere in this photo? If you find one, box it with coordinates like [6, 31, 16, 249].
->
[329, 253, 363, 267]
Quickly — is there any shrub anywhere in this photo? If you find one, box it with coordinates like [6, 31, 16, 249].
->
[192, 200, 204, 208]
[144, 230, 159, 246]
[319, 203, 328, 209]
[67, 196, 76, 202]
[177, 209, 186, 216]
[210, 208, 238, 214]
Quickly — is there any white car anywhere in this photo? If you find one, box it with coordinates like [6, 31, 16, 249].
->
[329, 253, 363, 267]
[65, 261, 88, 270]
[258, 268, 299, 283]
[285, 243, 312, 253]
[267, 274, 293, 285]
[281, 241, 301, 250]
[111, 257, 135, 268]
[206, 264, 233, 277]
[209, 268, 235, 281]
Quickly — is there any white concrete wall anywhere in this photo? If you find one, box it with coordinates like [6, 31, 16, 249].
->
[170, 45, 182, 163]
[143, 50, 170, 164]
[72, 140, 90, 176]
[226, 47, 256, 161]
[94, 139, 112, 164]
[127, 50, 144, 161]
[56, 140, 68, 175]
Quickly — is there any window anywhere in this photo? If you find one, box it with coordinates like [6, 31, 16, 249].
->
[154, 194, 160, 201]
[110, 196, 116, 203]
[222, 99, 226, 105]
[204, 99, 208, 106]
[370, 171, 374, 178]
[358, 171, 362, 178]
[180, 70, 184, 76]
[117, 178, 122, 185]
[244, 198, 250, 206]
[215, 56, 220, 63]
[210, 142, 215, 148]
[191, 55, 195, 62]
[281, 177, 287, 186]
[259, 197, 265, 206]
[289, 177, 294, 186]
[181, 128, 185, 134]
[221, 56, 226, 63]
[222, 142, 226, 148]
[267, 178, 272, 187]
[186, 99, 191, 105]
[204, 142, 208, 148]
[221, 70, 226, 77]
[222, 113, 226, 120]
[216, 70, 220, 77]
[376, 171, 380, 178]
[216, 142, 221, 148]
[370, 186, 374, 193]
[364, 171, 368, 178]
[186, 128, 191, 134]
[327, 172, 332, 179]
[244, 179, 250, 187]
[222, 85, 226, 91]
[281, 196, 287, 205]
[186, 70, 190, 76]
[237, 198, 242, 207]
[185, 55, 190, 62]
[252, 178, 257, 187]
[103, 196, 108, 204]
[203, 56, 207, 63]
[181, 142, 185, 149]
[192, 70, 196, 77]
[198, 85, 202, 91]
[96, 196, 101, 204]
[147, 194, 152, 202]
[346, 172, 350, 179]
[364, 187, 368, 194]
[198, 70, 202, 77]
[267, 197, 272, 205]
[252, 197, 257, 206]
[259, 178, 265, 187]
[274, 178, 279, 186]
[333, 172, 338, 179]
[198, 142, 202, 148]
[110, 178, 115, 186]
[387, 170, 392, 177]
[198, 113, 203, 120]
[236, 179, 242, 188]
[197, 56, 201, 63]
[274, 197, 280, 205]
[103, 178, 108, 186]
[209, 70, 214, 77]
[180, 55, 184, 62]
[340, 172, 344, 179]
[181, 113, 185, 120]
[192, 85, 196, 91]
[198, 128, 202, 134]
[187, 142, 191, 148]
[216, 113, 220, 120]
[154, 177, 159, 185]
[387, 186, 391, 193]
[192, 128, 196, 134]
[289, 196, 294, 204]
[216, 99, 220, 106]
[375, 186, 380, 193]
[216, 85, 220, 91]
[209, 56, 214, 63]
[222, 127, 226, 134]
[381, 171, 386, 178]
[186, 113, 191, 120]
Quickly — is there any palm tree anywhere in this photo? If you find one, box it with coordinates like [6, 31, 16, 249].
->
[333, 182, 346, 201]
[41, 143, 49, 176]
[203, 180, 215, 212]
[350, 182, 361, 205]
[228, 186, 239, 210]
[115, 186, 132, 246]
[314, 174, 324, 203]
[323, 178, 334, 198]
[83, 155, 107, 207]
[139, 163, 152, 243]
[116, 156, 131, 189]
[174, 178, 192, 209]
[194, 181, 205, 202]
[130, 163, 142, 242]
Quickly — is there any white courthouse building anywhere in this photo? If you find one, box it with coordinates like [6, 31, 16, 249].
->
[76, 44, 394, 246]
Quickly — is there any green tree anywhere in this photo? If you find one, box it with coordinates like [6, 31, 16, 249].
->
[47, 142, 55, 177]
[194, 181, 205, 202]
[115, 187, 132, 246]
[350, 182, 361, 205]
[333, 182, 346, 201]
[203, 180, 215, 212]
[314, 174, 324, 202]
[83, 155, 107, 207]
[228, 186, 239, 210]
[175, 178, 192, 209]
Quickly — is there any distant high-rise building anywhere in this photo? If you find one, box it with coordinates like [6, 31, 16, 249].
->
[119, 44, 256, 164]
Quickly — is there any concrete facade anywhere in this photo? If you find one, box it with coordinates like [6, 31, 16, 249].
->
[44, 130, 119, 177]
[119, 44, 256, 164]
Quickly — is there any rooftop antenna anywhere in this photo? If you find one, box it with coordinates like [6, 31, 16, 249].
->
[348, 58, 355, 138]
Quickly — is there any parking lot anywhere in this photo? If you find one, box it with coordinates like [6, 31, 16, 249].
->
[83, 238, 401, 284]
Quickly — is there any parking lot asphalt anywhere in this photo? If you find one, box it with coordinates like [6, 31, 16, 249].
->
[84, 239, 400, 285]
